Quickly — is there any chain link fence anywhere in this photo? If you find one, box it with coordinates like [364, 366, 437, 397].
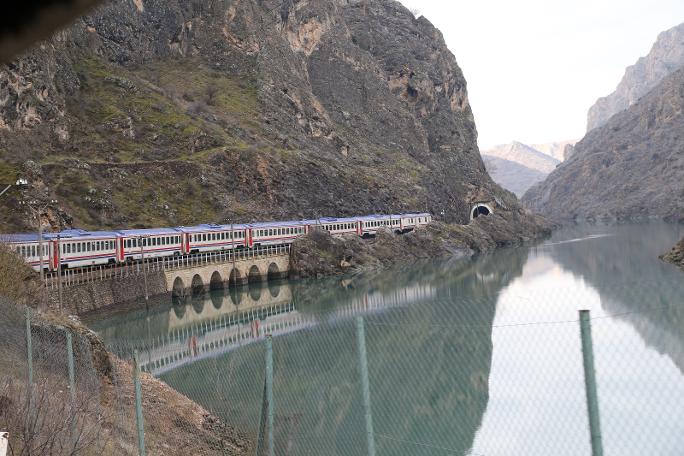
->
[4, 268, 684, 455]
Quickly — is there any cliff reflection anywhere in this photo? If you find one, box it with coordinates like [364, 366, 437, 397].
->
[548, 222, 684, 371]
[158, 250, 529, 456]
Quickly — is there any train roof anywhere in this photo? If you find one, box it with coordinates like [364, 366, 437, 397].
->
[177, 224, 250, 233]
[117, 227, 181, 236]
[1, 233, 43, 243]
[56, 229, 121, 239]
[248, 220, 309, 228]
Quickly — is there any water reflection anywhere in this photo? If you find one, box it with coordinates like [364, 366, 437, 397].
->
[84, 222, 684, 455]
[86, 250, 530, 455]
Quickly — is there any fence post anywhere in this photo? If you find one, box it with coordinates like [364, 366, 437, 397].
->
[265, 335, 275, 456]
[579, 310, 603, 456]
[133, 350, 146, 456]
[25, 308, 33, 446]
[355, 316, 376, 456]
[65, 330, 76, 407]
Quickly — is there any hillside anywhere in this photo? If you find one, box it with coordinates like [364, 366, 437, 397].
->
[587, 22, 684, 132]
[523, 66, 684, 222]
[0, 0, 540, 236]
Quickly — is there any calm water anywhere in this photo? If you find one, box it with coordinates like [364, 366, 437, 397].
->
[84, 222, 684, 455]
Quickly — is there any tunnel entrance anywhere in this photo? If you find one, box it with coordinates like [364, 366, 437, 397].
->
[471, 204, 492, 220]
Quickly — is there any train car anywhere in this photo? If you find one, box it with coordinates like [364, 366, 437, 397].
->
[118, 228, 183, 261]
[3, 233, 52, 272]
[178, 224, 250, 254]
[250, 220, 308, 248]
[398, 212, 432, 232]
[356, 214, 403, 237]
[56, 230, 121, 269]
[311, 217, 362, 236]
[3, 212, 435, 272]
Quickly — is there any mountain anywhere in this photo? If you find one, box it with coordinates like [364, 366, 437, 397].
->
[587, 22, 684, 132]
[523, 66, 684, 222]
[480, 141, 560, 196]
[0, 0, 538, 234]
[530, 140, 577, 162]
[482, 141, 559, 174]
[481, 155, 547, 198]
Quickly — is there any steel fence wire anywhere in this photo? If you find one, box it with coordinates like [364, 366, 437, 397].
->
[0, 299, 114, 455]
[5, 266, 684, 456]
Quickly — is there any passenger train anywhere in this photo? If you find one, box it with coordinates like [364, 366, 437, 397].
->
[4, 213, 432, 272]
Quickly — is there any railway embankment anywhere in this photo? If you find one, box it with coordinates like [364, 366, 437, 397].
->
[48, 272, 167, 314]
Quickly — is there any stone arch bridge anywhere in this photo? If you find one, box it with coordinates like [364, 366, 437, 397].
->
[169, 253, 290, 298]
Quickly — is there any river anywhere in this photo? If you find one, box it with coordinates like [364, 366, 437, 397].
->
[83, 222, 684, 455]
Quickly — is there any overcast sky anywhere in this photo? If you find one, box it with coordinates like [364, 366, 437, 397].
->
[399, 0, 684, 149]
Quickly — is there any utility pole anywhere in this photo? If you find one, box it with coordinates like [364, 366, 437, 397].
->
[23, 199, 57, 284]
[139, 235, 149, 303]
[231, 220, 236, 281]
[57, 234, 63, 311]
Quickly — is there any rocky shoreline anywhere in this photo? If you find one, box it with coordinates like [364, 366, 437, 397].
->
[661, 237, 684, 270]
[290, 210, 553, 278]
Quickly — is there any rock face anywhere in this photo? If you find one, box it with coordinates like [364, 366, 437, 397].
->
[0, 0, 532, 234]
[480, 141, 560, 197]
[587, 22, 684, 132]
[661, 238, 684, 270]
[523, 66, 684, 222]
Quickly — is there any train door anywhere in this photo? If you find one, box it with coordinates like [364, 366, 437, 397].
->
[182, 233, 190, 255]
[357, 221, 363, 236]
[117, 238, 125, 263]
[51, 240, 60, 271]
[247, 229, 253, 248]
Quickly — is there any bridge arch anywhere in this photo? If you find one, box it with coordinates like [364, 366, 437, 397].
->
[471, 203, 493, 220]
[172, 277, 185, 298]
[191, 274, 205, 296]
[267, 262, 282, 280]
[229, 268, 243, 287]
[210, 271, 224, 290]
[248, 265, 263, 283]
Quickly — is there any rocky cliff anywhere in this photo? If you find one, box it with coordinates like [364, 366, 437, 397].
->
[587, 22, 684, 132]
[523, 66, 684, 222]
[0, 0, 530, 234]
